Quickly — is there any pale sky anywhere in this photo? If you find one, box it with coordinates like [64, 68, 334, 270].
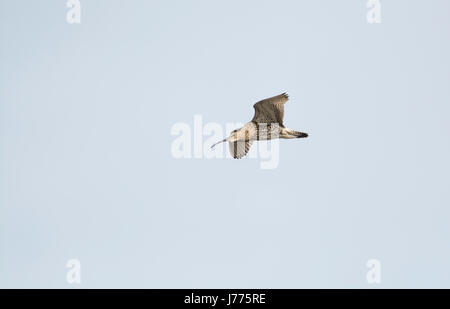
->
[1, 0, 450, 288]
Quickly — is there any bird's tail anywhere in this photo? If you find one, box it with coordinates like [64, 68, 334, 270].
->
[292, 131, 308, 138]
[283, 128, 308, 138]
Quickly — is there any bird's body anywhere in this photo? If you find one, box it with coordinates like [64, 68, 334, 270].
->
[211, 93, 308, 159]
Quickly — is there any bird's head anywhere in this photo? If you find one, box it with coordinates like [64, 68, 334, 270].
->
[228, 129, 239, 142]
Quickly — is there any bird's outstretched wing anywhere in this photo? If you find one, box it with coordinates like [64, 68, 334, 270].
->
[229, 140, 253, 159]
[251, 93, 289, 127]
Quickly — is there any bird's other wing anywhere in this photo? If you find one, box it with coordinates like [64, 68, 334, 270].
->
[229, 140, 253, 159]
[251, 92, 289, 127]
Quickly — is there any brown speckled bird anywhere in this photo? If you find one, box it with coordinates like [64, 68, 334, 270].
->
[211, 93, 308, 159]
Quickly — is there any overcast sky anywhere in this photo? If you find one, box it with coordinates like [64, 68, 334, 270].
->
[1, 0, 450, 288]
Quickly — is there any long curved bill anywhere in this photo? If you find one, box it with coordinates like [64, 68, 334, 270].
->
[211, 139, 227, 149]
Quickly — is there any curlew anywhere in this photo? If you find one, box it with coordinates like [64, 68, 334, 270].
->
[211, 93, 308, 159]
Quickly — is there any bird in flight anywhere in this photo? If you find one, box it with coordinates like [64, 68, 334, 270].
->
[211, 93, 308, 159]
